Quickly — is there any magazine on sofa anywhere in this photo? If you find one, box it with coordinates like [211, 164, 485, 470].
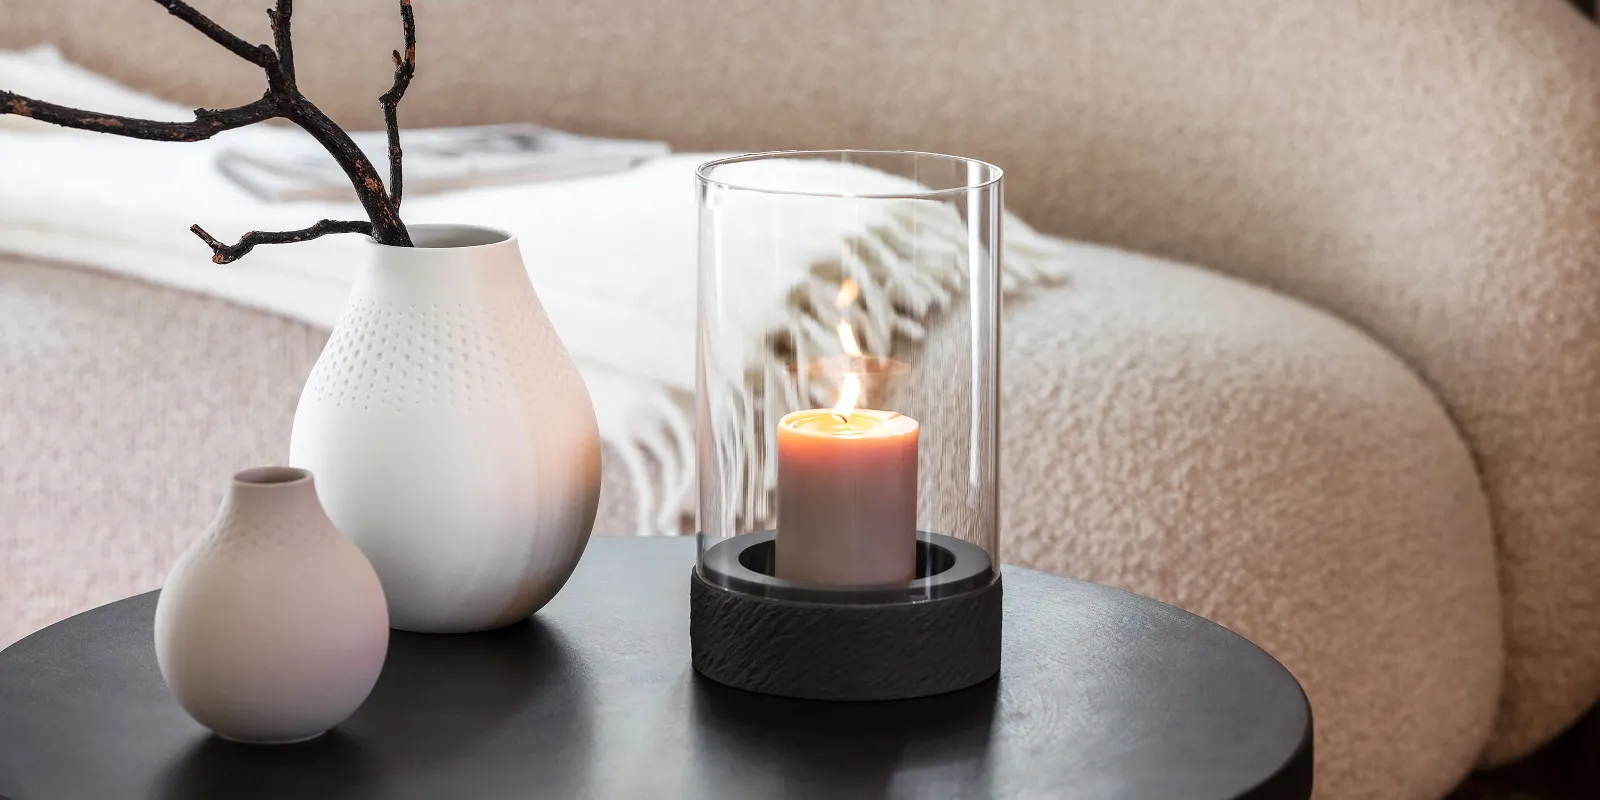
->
[217, 124, 671, 202]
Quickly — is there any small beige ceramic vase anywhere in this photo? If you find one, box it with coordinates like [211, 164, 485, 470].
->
[154, 466, 389, 744]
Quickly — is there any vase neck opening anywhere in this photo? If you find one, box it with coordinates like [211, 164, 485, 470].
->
[371, 224, 515, 250]
[224, 466, 321, 523]
[234, 466, 311, 486]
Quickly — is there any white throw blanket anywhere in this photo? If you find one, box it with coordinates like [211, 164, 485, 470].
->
[0, 47, 1071, 531]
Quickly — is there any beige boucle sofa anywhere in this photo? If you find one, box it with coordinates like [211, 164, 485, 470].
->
[4, 2, 1599, 798]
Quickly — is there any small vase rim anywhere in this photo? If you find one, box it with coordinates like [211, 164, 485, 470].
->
[367, 223, 515, 251]
[234, 466, 312, 487]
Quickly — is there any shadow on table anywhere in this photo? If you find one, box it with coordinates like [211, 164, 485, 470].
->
[156, 617, 590, 799]
[687, 676, 1000, 799]
[154, 731, 383, 800]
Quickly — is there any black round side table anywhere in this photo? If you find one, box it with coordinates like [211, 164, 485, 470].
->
[0, 537, 1312, 800]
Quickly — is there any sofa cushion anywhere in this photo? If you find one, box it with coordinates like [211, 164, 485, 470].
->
[987, 243, 1502, 800]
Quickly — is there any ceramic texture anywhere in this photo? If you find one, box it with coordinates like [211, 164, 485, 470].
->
[290, 224, 602, 633]
[154, 467, 389, 744]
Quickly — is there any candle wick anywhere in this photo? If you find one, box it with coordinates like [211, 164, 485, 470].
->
[833, 411, 850, 423]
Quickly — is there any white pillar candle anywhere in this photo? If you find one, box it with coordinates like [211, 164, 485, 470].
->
[775, 408, 919, 585]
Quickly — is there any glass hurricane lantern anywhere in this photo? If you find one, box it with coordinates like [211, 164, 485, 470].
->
[690, 151, 1003, 701]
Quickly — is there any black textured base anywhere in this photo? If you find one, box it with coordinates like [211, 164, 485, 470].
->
[689, 569, 1002, 701]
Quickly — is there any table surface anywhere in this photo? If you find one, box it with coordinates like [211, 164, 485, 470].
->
[0, 537, 1312, 800]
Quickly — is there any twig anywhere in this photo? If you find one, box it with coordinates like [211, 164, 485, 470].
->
[0, 0, 417, 258]
[267, 0, 296, 88]
[192, 220, 373, 264]
[0, 93, 278, 141]
[155, 0, 277, 72]
[380, 0, 416, 208]
[289, 99, 410, 244]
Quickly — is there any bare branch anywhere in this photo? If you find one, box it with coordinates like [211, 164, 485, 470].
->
[0, 92, 278, 141]
[152, 0, 276, 72]
[267, 0, 296, 87]
[284, 98, 412, 246]
[0, 0, 415, 259]
[380, 0, 416, 208]
[191, 220, 374, 264]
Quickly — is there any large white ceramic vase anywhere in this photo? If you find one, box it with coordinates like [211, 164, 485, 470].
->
[290, 224, 601, 633]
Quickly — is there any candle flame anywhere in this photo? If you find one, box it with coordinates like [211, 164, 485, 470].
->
[836, 319, 863, 358]
[832, 314, 864, 421]
[833, 373, 862, 421]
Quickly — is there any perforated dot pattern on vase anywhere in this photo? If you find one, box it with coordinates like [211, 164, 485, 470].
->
[302, 291, 555, 412]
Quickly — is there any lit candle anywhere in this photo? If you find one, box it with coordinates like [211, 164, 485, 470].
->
[776, 285, 918, 585]
[774, 403, 919, 585]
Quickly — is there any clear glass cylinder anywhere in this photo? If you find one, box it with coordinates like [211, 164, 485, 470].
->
[695, 150, 1001, 603]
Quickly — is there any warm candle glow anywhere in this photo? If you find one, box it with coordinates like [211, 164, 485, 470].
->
[832, 312, 865, 421]
[783, 409, 912, 437]
[834, 278, 860, 307]
[836, 319, 862, 357]
[831, 375, 862, 422]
